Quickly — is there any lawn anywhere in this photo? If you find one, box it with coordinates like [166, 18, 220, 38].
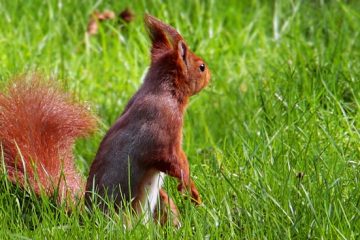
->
[1, 0, 360, 239]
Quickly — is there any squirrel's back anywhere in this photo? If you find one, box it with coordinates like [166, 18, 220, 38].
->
[0, 74, 96, 201]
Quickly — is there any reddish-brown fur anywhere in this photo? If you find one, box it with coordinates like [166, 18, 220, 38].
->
[85, 14, 210, 219]
[0, 14, 210, 226]
[155, 188, 181, 227]
[0, 75, 96, 201]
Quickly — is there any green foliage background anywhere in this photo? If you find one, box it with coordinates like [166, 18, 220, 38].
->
[0, 0, 359, 239]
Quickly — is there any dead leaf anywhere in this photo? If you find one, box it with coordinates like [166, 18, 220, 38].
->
[119, 8, 135, 23]
[86, 10, 116, 36]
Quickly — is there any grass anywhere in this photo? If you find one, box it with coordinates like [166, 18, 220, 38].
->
[1, 0, 360, 238]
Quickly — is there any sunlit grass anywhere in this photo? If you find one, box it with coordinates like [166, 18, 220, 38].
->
[0, 0, 360, 239]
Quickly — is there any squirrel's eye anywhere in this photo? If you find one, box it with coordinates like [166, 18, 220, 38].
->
[199, 64, 206, 72]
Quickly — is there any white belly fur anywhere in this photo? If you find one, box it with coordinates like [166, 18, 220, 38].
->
[138, 170, 165, 222]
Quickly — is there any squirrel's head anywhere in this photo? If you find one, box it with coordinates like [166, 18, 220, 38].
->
[144, 14, 210, 97]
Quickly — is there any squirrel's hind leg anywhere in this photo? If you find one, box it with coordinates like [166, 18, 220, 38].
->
[153, 188, 181, 228]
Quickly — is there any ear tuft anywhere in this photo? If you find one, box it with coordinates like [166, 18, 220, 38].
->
[144, 14, 171, 46]
[144, 14, 183, 43]
[144, 14, 172, 62]
[144, 14, 185, 62]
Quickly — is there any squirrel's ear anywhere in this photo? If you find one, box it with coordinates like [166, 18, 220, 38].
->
[145, 14, 172, 61]
[144, 14, 183, 62]
[177, 40, 188, 66]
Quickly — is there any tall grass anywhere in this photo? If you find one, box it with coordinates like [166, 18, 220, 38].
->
[0, 0, 359, 238]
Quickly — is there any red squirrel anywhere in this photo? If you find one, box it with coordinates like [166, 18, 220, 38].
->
[0, 75, 96, 202]
[0, 14, 210, 224]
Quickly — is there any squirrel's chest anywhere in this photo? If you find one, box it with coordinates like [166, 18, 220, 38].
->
[135, 170, 165, 222]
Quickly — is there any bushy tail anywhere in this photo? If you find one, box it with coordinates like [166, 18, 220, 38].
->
[0, 74, 96, 202]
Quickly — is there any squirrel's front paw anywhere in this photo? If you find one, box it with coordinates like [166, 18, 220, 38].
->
[190, 185, 201, 205]
[177, 182, 186, 193]
[177, 181, 201, 205]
